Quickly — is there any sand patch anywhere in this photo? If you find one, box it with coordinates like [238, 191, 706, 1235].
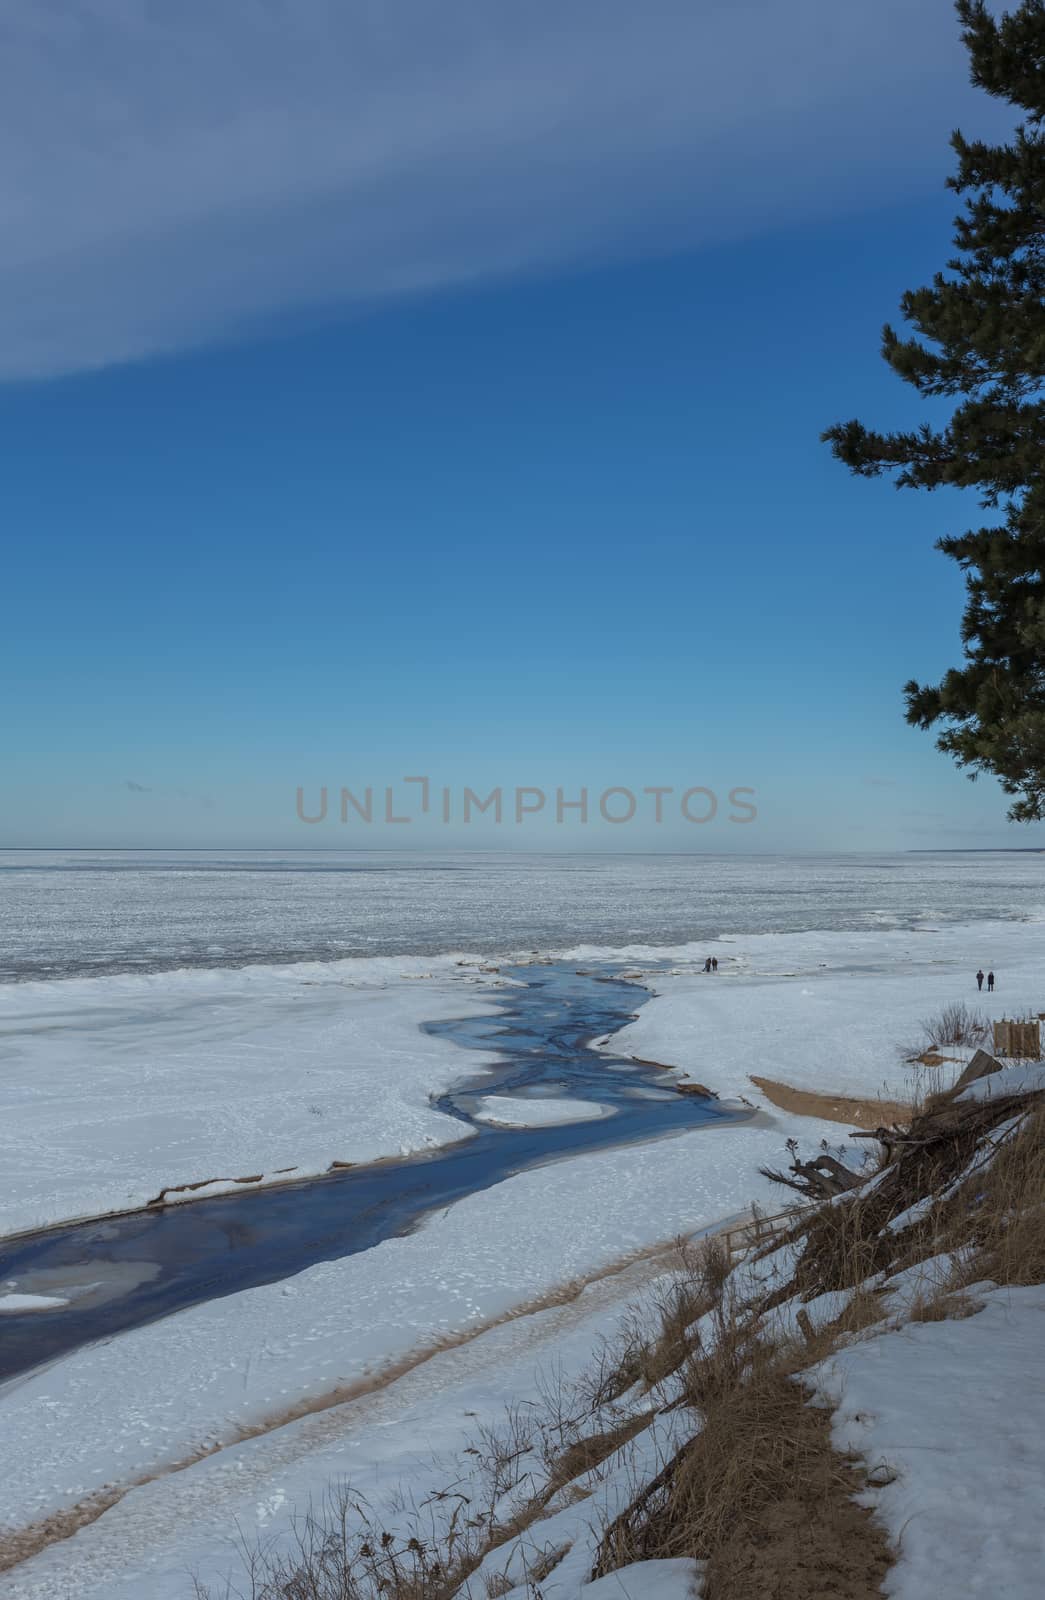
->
[750, 1075, 910, 1129]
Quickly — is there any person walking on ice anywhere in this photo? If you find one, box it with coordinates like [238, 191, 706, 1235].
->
[976, 968, 985, 991]
[988, 970, 995, 992]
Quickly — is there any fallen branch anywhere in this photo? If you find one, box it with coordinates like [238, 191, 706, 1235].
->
[759, 1137, 866, 1201]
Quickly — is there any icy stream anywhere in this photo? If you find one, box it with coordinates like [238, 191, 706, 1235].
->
[0, 964, 740, 1379]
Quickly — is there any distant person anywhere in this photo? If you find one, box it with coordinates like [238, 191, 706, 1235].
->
[711, 956, 719, 972]
[976, 969, 985, 991]
[988, 970, 995, 992]
[704, 957, 712, 973]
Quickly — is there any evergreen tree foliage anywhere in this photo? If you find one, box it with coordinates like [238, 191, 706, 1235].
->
[824, 1, 1045, 820]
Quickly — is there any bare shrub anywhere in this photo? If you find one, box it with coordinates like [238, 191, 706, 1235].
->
[636, 1234, 739, 1392]
[920, 1002, 990, 1051]
[576, 1298, 659, 1410]
[191, 1484, 480, 1600]
[900, 1002, 991, 1084]
[470, 1402, 540, 1508]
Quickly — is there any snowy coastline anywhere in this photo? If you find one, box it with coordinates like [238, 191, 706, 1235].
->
[3, 908, 1045, 1596]
[0, 953, 506, 1238]
[3, 914, 1043, 1240]
[576, 916, 1045, 1105]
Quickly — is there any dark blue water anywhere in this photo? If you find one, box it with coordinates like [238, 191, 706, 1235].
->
[0, 964, 740, 1381]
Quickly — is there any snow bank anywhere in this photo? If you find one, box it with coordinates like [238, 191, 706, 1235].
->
[599, 918, 1045, 1108]
[813, 1284, 1045, 1600]
[580, 1560, 702, 1600]
[0, 955, 503, 1236]
[959, 1057, 1045, 1102]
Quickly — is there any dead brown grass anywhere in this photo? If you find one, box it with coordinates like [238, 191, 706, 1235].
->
[703, 1400, 889, 1600]
[190, 1377, 655, 1600]
[592, 1091, 1045, 1599]
[636, 1271, 718, 1389]
[907, 1289, 986, 1323]
[774, 1091, 1045, 1307]
[192, 1488, 482, 1600]
[594, 1293, 890, 1600]
[949, 1101, 1045, 1287]
[191, 1089, 1045, 1600]
[577, 1236, 730, 1407]
[548, 1412, 653, 1494]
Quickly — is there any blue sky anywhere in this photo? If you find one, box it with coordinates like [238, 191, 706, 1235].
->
[3, 0, 1041, 851]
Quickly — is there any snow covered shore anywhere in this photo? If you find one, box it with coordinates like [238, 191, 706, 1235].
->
[3, 914, 1041, 1241]
[8, 1054, 1045, 1600]
[3, 911, 1045, 1596]
[0, 954, 505, 1237]
[575, 916, 1045, 1107]
[0, 1233, 704, 1600]
[0, 1109, 818, 1549]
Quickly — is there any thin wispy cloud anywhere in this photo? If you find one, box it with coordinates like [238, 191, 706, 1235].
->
[0, 1, 996, 379]
[122, 779, 214, 809]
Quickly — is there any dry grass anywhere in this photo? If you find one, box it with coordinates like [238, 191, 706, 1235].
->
[771, 1090, 1044, 1306]
[634, 1240, 727, 1390]
[593, 1286, 890, 1600]
[591, 1089, 1045, 1598]
[190, 1323, 669, 1600]
[547, 1412, 653, 1494]
[192, 1487, 475, 1600]
[907, 1288, 986, 1323]
[948, 1101, 1045, 1287]
[887, 1096, 1045, 1297]
[576, 1236, 727, 1407]
[193, 1091, 1045, 1600]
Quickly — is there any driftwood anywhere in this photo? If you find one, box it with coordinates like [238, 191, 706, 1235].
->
[850, 1128, 924, 1145]
[951, 1049, 1004, 1095]
[848, 1124, 917, 1162]
[759, 1140, 864, 1201]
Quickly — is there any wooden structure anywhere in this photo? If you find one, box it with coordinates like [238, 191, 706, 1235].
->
[951, 1049, 1003, 1095]
[721, 1207, 810, 1259]
[992, 1018, 1041, 1059]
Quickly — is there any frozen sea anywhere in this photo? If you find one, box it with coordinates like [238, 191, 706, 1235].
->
[3, 847, 1044, 980]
